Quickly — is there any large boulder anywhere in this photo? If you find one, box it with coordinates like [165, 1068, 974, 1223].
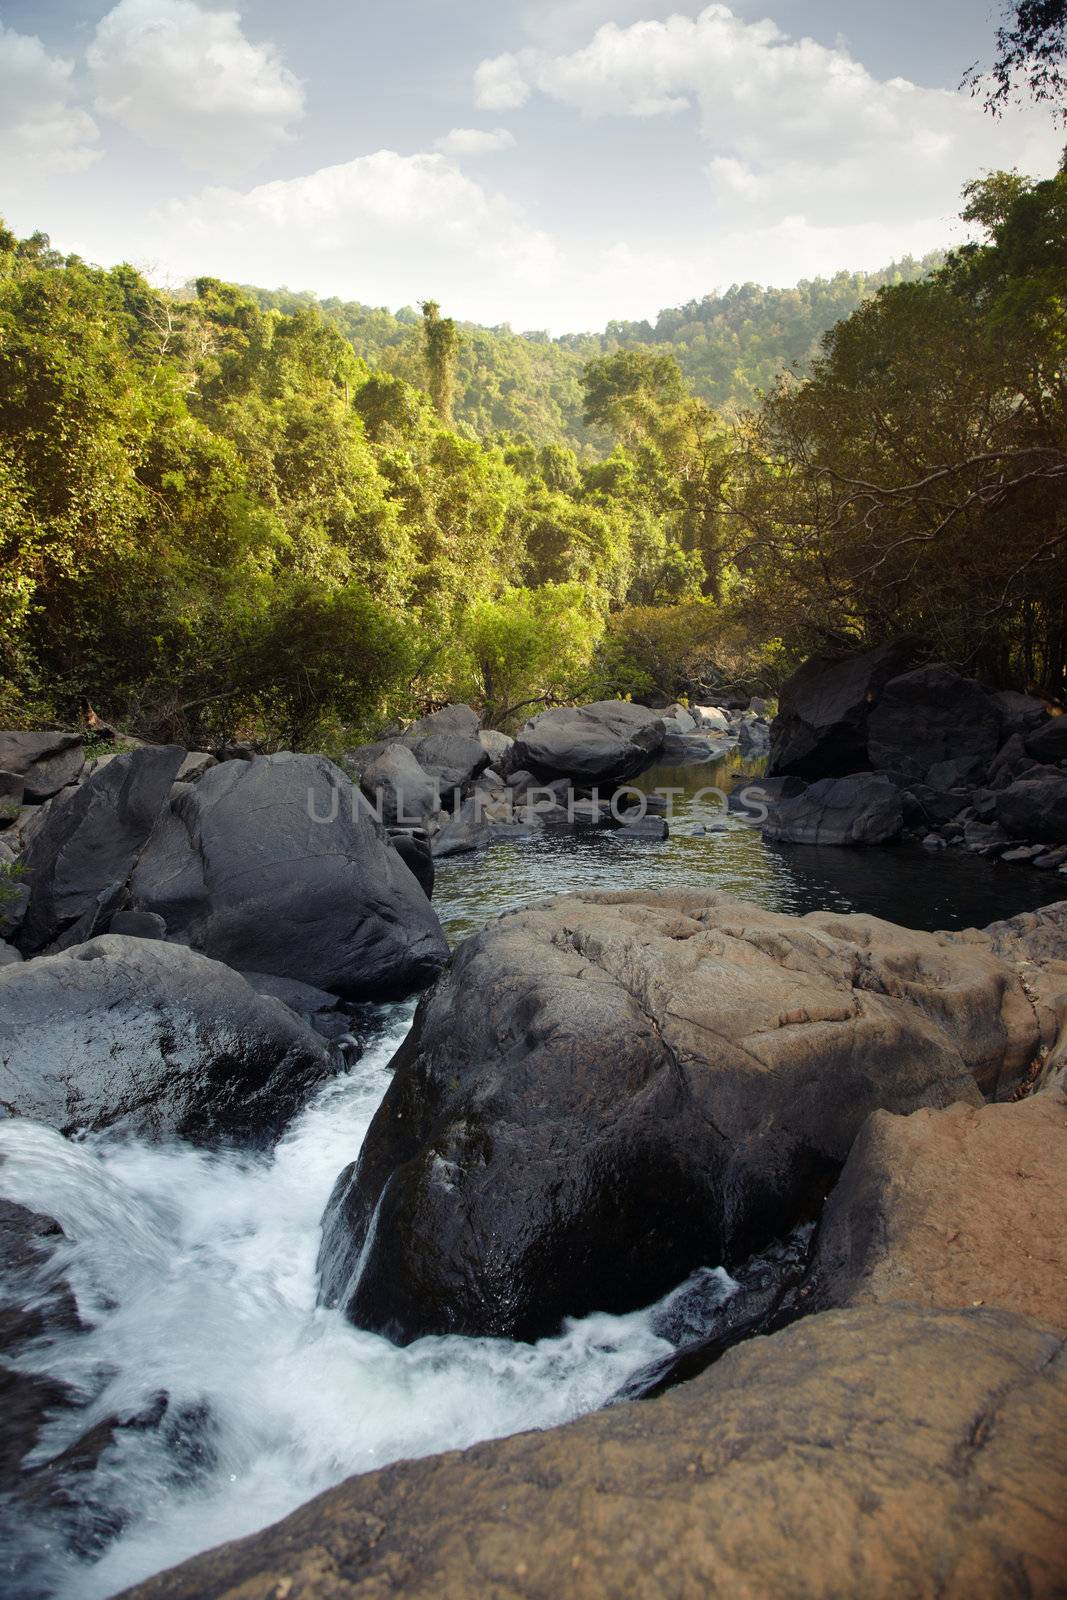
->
[766, 639, 918, 779]
[0, 935, 336, 1145]
[128, 754, 448, 1000]
[115, 1304, 1067, 1600]
[15, 745, 186, 956]
[812, 1090, 1067, 1332]
[1025, 715, 1067, 763]
[0, 733, 84, 802]
[867, 664, 1002, 783]
[406, 703, 480, 739]
[358, 742, 439, 830]
[509, 700, 665, 786]
[318, 890, 1037, 1344]
[402, 733, 488, 795]
[995, 770, 1067, 845]
[762, 772, 903, 846]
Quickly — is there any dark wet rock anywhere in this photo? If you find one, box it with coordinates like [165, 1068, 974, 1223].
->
[16, 745, 186, 957]
[116, 1305, 1067, 1600]
[766, 638, 918, 780]
[239, 970, 356, 1043]
[867, 664, 1001, 783]
[996, 771, 1067, 846]
[762, 773, 903, 846]
[509, 700, 665, 786]
[128, 753, 447, 1000]
[317, 890, 1037, 1345]
[0, 733, 85, 802]
[1025, 716, 1067, 764]
[386, 829, 434, 898]
[109, 910, 167, 940]
[987, 731, 1033, 790]
[993, 690, 1049, 736]
[0, 935, 337, 1145]
[812, 1088, 1067, 1332]
[359, 742, 439, 830]
[613, 815, 669, 839]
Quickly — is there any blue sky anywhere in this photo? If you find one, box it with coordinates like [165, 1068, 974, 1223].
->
[1, 1, 1062, 331]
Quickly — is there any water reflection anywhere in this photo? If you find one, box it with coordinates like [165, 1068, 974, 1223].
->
[435, 755, 1066, 940]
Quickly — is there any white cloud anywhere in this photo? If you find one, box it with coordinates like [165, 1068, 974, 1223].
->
[474, 4, 1063, 228]
[474, 53, 530, 112]
[88, 0, 304, 175]
[434, 127, 516, 156]
[140, 150, 562, 324]
[0, 23, 100, 186]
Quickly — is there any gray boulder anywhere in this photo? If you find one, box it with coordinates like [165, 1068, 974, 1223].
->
[867, 664, 1001, 783]
[509, 700, 665, 786]
[762, 773, 903, 846]
[359, 742, 439, 829]
[993, 690, 1049, 737]
[128, 753, 448, 1000]
[996, 771, 1067, 846]
[477, 728, 514, 762]
[1025, 717, 1067, 764]
[318, 890, 1035, 1344]
[0, 936, 336, 1145]
[15, 745, 186, 956]
[767, 639, 918, 779]
[406, 704, 480, 739]
[402, 733, 488, 795]
[0, 733, 84, 802]
[0, 942, 21, 967]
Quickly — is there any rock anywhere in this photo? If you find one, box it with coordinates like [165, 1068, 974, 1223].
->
[0, 771, 25, 827]
[239, 970, 354, 1043]
[762, 773, 903, 846]
[993, 689, 1050, 736]
[0, 733, 85, 802]
[0, 935, 336, 1145]
[108, 910, 167, 940]
[813, 1089, 1067, 1332]
[691, 705, 732, 734]
[924, 755, 989, 791]
[922, 832, 947, 850]
[15, 745, 186, 956]
[767, 639, 918, 779]
[867, 664, 1001, 783]
[964, 818, 1010, 854]
[662, 704, 697, 733]
[406, 703, 480, 739]
[114, 1304, 1067, 1600]
[1035, 847, 1067, 870]
[387, 829, 434, 898]
[996, 771, 1067, 846]
[317, 890, 1037, 1344]
[736, 717, 770, 756]
[359, 742, 439, 829]
[128, 754, 448, 1000]
[174, 752, 217, 784]
[477, 729, 513, 761]
[402, 733, 488, 796]
[614, 816, 669, 840]
[1025, 716, 1067, 764]
[509, 701, 665, 786]
[987, 731, 1033, 790]
[1001, 844, 1043, 863]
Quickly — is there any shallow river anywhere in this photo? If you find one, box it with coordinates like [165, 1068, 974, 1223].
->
[2, 754, 1062, 1598]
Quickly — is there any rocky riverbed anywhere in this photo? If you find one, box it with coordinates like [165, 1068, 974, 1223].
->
[1, 687, 1065, 1599]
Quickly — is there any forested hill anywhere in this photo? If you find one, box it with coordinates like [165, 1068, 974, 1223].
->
[247, 253, 943, 452]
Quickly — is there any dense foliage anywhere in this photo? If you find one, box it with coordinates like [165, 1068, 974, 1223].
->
[725, 157, 1067, 696]
[1, 160, 1062, 750]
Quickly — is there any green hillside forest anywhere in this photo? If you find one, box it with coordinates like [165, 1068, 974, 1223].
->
[1, 161, 1064, 751]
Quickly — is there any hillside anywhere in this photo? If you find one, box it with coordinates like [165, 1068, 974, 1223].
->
[248, 253, 944, 453]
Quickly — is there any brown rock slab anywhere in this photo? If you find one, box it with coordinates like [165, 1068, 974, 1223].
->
[813, 1088, 1067, 1331]
[115, 1305, 1067, 1600]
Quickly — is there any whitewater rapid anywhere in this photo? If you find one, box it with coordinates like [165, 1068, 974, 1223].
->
[0, 1003, 736, 1599]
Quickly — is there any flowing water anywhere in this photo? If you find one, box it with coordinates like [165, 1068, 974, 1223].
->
[2, 753, 1063, 1598]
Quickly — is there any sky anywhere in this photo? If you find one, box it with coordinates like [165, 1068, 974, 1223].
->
[0, 0, 1063, 332]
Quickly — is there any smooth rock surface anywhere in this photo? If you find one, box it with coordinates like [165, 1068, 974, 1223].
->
[128, 754, 448, 1000]
[762, 772, 903, 845]
[814, 1090, 1067, 1331]
[1025, 716, 1067, 763]
[995, 771, 1067, 845]
[767, 639, 917, 779]
[16, 745, 186, 955]
[318, 890, 1037, 1344]
[116, 1305, 1067, 1600]
[0, 935, 337, 1144]
[867, 664, 1001, 782]
[359, 743, 439, 829]
[0, 733, 85, 802]
[509, 700, 665, 785]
